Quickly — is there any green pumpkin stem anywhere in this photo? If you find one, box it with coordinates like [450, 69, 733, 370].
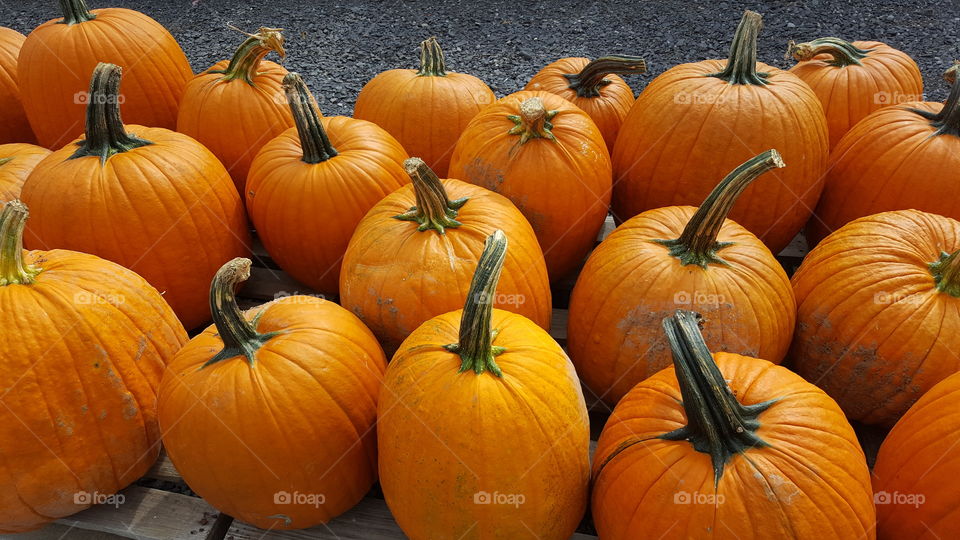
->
[710, 10, 769, 85]
[282, 73, 337, 164]
[59, 0, 95, 24]
[70, 63, 152, 164]
[393, 158, 468, 234]
[444, 230, 508, 377]
[215, 26, 286, 84]
[508, 97, 558, 144]
[911, 64, 960, 137]
[788, 37, 872, 67]
[0, 201, 41, 286]
[0, 157, 11, 167]
[654, 149, 785, 268]
[660, 310, 775, 485]
[931, 249, 960, 297]
[416, 36, 447, 77]
[563, 55, 647, 98]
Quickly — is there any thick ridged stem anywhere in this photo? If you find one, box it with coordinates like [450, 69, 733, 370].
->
[70, 63, 152, 164]
[709, 10, 769, 85]
[0, 201, 41, 286]
[508, 97, 558, 144]
[282, 73, 336, 163]
[563, 55, 647, 97]
[393, 158, 468, 234]
[788, 37, 872, 67]
[912, 66, 960, 137]
[216, 27, 286, 84]
[416, 37, 446, 76]
[931, 250, 960, 297]
[59, 0, 95, 24]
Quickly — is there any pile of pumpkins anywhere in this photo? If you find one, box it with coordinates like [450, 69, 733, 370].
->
[1, 2, 958, 539]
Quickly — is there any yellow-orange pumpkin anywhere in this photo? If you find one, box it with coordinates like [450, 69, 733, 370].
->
[0, 143, 50, 203]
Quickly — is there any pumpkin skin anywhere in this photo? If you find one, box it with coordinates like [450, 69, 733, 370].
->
[0, 201, 187, 533]
[0, 143, 51, 202]
[873, 371, 960, 539]
[611, 11, 828, 254]
[592, 311, 874, 540]
[354, 37, 495, 177]
[788, 38, 923, 150]
[790, 210, 960, 426]
[448, 91, 612, 280]
[159, 258, 385, 530]
[0, 28, 36, 144]
[18, 0, 192, 149]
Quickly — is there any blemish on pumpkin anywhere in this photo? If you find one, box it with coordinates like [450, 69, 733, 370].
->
[134, 337, 147, 362]
[464, 157, 506, 192]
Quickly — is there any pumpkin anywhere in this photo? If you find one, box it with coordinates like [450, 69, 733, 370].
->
[340, 158, 550, 355]
[873, 371, 960, 538]
[177, 26, 294, 193]
[158, 258, 385, 530]
[18, 0, 192, 149]
[0, 28, 35, 144]
[20, 63, 250, 330]
[0, 143, 51, 202]
[378, 230, 589, 539]
[788, 37, 923, 149]
[354, 37, 495, 177]
[0, 200, 188, 533]
[808, 65, 960, 244]
[525, 55, 646, 151]
[592, 310, 874, 539]
[611, 10, 828, 254]
[246, 73, 408, 295]
[790, 209, 960, 426]
[448, 91, 611, 280]
[568, 150, 794, 406]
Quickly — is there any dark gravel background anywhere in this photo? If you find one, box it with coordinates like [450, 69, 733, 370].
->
[5, 1, 959, 116]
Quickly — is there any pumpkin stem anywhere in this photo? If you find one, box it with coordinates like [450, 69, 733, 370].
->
[416, 37, 447, 77]
[563, 55, 647, 98]
[654, 149, 785, 268]
[282, 73, 336, 164]
[0, 157, 11, 167]
[787, 37, 872, 67]
[660, 310, 775, 486]
[508, 97, 558, 145]
[393, 158, 468, 234]
[947, 62, 958, 86]
[70, 63, 152, 165]
[58, 0, 95, 24]
[911, 64, 960, 137]
[444, 230, 508, 377]
[709, 10, 769, 85]
[0, 201, 41, 286]
[930, 249, 960, 297]
[214, 26, 286, 85]
[204, 258, 282, 368]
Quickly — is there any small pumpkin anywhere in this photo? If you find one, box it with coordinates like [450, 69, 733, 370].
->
[448, 91, 611, 280]
[18, 0, 192, 148]
[790, 209, 960, 426]
[788, 37, 923, 149]
[159, 258, 385, 530]
[568, 150, 794, 406]
[525, 55, 647, 151]
[592, 310, 875, 539]
[354, 36, 495, 177]
[177, 26, 294, 193]
[378, 230, 589, 540]
[21, 63, 250, 330]
[0, 27, 36, 144]
[0, 200, 187, 533]
[0, 143, 51, 202]
[246, 73, 408, 296]
[340, 158, 550, 355]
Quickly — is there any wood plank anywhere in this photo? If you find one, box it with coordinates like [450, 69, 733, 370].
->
[144, 451, 181, 485]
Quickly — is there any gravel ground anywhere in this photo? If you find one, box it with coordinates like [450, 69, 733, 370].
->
[5, 1, 959, 116]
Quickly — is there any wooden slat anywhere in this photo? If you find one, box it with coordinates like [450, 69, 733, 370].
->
[144, 451, 181, 484]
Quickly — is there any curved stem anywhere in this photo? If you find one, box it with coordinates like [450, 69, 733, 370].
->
[416, 36, 446, 77]
[911, 65, 960, 137]
[69, 63, 152, 164]
[654, 149, 785, 268]
[508, 97, 558, 145]
[393, 158, 468, 234]
[282, 73, 336, 164]
[931, 250, 960, 297]
[214, 27, 286, 84]
[58, 0, 95, 24]
[563, 55, 647, 98]
[709, 10, 768, 85]
[788, 37, 872, 67]
[947, 63, 958, 86]
[0, 201, 41, 286]
[444, 230, 508, 377]
[0, 157, 11, 167]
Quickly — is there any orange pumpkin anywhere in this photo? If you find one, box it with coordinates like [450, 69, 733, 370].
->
[177, 27, 294, 193]
[448, 91, 611, 280]
[340, 158, 550, 355]
[18, 0, 192, 148]
[612, 10, 828, 254]
[246, 73, 408, 295]
[525, 55, 646, 151]
[21, 63, 250, 330]
[568, 150, 794, 406]
[790, 209, 960, 426]
[378, 230, 589, 539]
[0, 143, 50, 202]
[0, 28, 35, 144]
[159, 258, 385, 529]
[354, 37, 495, 177]
[0, 200, 187, 533]
[592, 310, 874, 539]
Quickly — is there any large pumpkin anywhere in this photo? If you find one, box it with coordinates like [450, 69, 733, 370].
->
[611, 10, 828, 254]
[448, 91, 611, 280]
[0, 143, 50, 202]
[0, 200, 187, 533]
[159, 258, 385, 530]
[790, 209, 960, 426]
[246, 73, 408, 295]
[354, 36, 495, 177]
[592, 310, 874, 539]
[568, 150, 794, 406]
[0, 27, 35, 144]
[378, 230, 589, 539]
[177, 27, 294, 193]
[788, 37, 923, 149]
[18, 0, 192, 148]
[340, 158, 550, 355]
[21, 63, 250, 330]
